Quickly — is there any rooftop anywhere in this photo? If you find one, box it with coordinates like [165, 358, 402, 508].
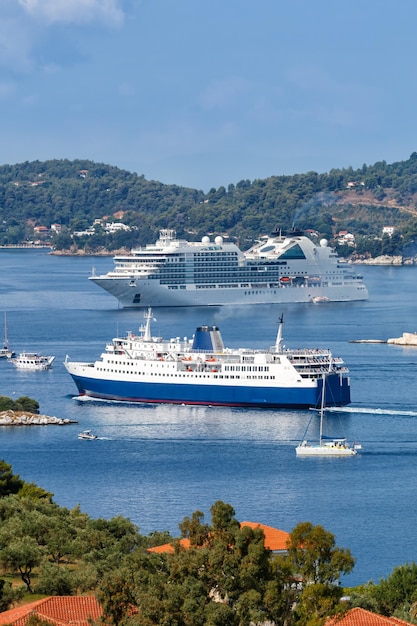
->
[327, 607, 414, 626]
[0, 596, 102, 626]
[147, 521, 290, 554]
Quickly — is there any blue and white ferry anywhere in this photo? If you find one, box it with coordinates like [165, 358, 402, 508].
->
[64, 310, 351, 409]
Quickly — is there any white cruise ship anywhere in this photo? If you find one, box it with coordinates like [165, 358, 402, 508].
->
[89, 229, 368, 308]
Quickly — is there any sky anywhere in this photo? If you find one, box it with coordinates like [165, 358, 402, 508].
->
[1, 0, 417, 191]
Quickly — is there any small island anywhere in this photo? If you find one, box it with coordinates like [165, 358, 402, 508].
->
[0, 395, 76, 426]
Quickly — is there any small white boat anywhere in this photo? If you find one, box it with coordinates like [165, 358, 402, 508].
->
[296, 375, 361, 457]
[0, 313, 14, 359]
[311, 295, 331, 304]
[0, 346, 14, 359]
[78, 430, 98, 440]
[11, 353, 55, 370]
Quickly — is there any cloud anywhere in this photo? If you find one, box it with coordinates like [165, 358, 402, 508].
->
[0, 15, 34, 73]
[18, 0, 125, 26]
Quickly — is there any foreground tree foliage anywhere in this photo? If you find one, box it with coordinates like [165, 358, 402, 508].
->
[0, 461, 150, 600]
[2, 458, 415, 625]
[0, 460, 23, 497]
[349, 563, 417, 624]
[97, 501, 353, 626]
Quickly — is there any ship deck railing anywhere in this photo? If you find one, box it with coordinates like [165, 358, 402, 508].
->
[297, 366, 349, 375]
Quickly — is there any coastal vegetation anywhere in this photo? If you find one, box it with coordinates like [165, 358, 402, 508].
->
[0, 396, 39, 414]
[2, 154, 417, 257]
[0, 460, 417, 624]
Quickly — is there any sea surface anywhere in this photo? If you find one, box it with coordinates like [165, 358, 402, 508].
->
[1, 249, 417, 587]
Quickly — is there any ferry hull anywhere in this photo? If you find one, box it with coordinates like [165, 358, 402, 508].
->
[66, 370, 350, 409]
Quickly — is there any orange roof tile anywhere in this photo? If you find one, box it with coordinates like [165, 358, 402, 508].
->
[148, 538, 191, 554]
[0, 596, 102, 626]
[147, 521, 290, 554]
[327, 607, 414, 626]
[240, 521, 290, 551]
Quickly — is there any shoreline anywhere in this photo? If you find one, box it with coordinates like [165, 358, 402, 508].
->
[0, 411, 77, 426]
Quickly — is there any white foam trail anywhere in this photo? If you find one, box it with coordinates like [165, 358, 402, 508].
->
[327, 406, 417, 417]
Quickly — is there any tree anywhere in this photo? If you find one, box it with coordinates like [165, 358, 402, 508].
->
[287, 522, 354, 585]
[0, 460, 23, 497]
[286, 522, 355, 625]
[14, 396, 40, 413]
[0, 535, 42, 592]
[369, 562, 417, 618]
[0, 395, 39, 414]
[99, 502, 356, 626]
[0, 578, 24, 612]
[17, 482, 53, 502]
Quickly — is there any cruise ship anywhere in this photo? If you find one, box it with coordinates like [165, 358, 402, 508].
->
[64, 310, 351, 409]
[89, 229, 368, 308]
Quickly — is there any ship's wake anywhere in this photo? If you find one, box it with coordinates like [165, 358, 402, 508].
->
[327, 406, 417, 417]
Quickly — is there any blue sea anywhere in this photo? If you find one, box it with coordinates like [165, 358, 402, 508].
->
[1, 249, 417, 587]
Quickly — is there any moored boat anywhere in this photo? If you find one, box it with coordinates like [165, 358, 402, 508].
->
[0, 346, 14, 359]
[64, 309, 351, 409]
[0, 313, 14, 359]
[11, 353, 55, 371]
[89, 228, 368, 308]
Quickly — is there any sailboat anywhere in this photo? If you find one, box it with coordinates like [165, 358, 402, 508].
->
[0, 313, 14, 359]
[295, 374, 361, 457]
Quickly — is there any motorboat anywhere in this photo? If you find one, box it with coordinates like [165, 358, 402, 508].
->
[78, 430, 98, 440]
[11, 353, 55, 370]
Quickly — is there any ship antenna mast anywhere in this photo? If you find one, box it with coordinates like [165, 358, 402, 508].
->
[143, 308, 153, 341]
[275, 314, 284, 353]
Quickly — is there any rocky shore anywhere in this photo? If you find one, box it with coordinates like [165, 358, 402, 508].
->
[0, 411, 76, 426]
[353, 255, 404, 265]
[387, 332, 417, 346]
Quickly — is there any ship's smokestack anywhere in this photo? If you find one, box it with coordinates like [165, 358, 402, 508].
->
[192, 326, 224, 352]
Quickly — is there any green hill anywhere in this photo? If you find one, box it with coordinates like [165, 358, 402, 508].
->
[2, 154, 417, 251]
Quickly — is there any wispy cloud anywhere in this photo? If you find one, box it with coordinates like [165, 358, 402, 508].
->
[0, 14, 34, 73]
[0, 0, 127, 76]
[18, 0, 125, 26]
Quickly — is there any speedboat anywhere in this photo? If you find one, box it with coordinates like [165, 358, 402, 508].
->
[78, 430, 98, 440]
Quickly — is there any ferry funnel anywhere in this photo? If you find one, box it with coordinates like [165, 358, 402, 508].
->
[192, 326, 225, 352]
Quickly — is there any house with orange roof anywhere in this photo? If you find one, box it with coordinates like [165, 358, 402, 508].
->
[147, 521, 290, 555]
[0, 596, 102, 626]
[326, 607, 414, 626]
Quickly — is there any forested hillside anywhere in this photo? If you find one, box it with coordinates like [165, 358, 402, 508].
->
[2, 154, 417, 252]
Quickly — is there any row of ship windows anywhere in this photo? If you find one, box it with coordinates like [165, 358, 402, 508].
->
[98, 368, 275, 380]
[165, 285, 318, 293]
[157, 273, 343, 282]
[106, 361, 271, 372]
[224, 365, 270, 371]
